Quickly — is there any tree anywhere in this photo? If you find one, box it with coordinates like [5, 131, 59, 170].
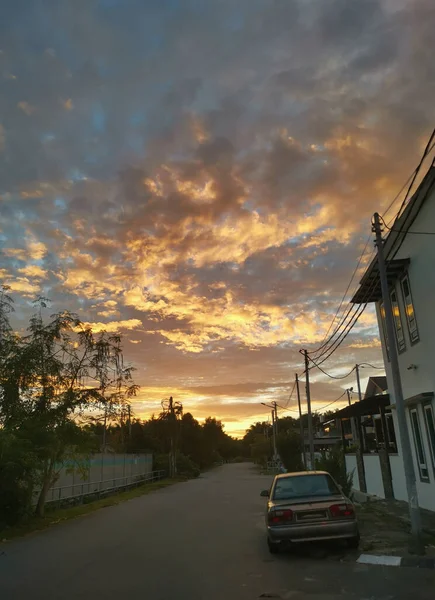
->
[0, 296, 138, 517]
[276, 431, 303, 472]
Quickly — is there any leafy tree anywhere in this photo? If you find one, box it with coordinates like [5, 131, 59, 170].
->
[0, 295, 137, 517]
[276, 431, 303, 472]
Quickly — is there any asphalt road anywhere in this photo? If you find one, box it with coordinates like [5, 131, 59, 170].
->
[0, 463, 433, 600]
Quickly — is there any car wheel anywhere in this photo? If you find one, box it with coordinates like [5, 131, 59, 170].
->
[267, 538, 280, 554]
[348, 533, 360, 549]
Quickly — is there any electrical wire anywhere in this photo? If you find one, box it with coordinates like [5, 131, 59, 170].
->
[358, 362, 384, 370]
[315, 391, 347, 412]
[309, 128, 435, 365]
[276, 403, 300, 415]
[306, 355, 356, 380]
[283, 380, 297, 408]
[381, 216, 435, 236]
[309, 302, 369, 367]
[313, 233, 372, 354]
[395, 128, 435, 219]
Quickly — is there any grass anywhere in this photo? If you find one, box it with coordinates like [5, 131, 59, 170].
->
[0, 477, 184, 543]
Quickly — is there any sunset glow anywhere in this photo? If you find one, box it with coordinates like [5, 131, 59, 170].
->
[2, 0, 433, 435]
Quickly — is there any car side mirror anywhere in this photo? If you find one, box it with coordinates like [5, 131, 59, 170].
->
[260, 489, 269, 497]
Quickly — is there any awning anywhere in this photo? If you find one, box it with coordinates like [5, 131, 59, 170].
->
[351, 259, 410, 304]
[332, 393, 390, 419]
[387, 391, 434, 409]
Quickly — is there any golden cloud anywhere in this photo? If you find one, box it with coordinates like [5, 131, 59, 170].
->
[80, 318, 142, 333]
[17, 265, 47, 279]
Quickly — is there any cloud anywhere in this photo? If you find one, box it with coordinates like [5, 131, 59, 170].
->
[81, 319, 143, 334]
[0, 0, 432, 435]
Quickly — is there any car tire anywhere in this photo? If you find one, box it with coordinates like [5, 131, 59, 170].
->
[348, 533, 360, 549]
[267, 539, 280, 554]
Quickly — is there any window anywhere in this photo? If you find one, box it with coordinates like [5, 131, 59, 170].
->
[386, 414, 397, 452]
[401, 274, 419, 344]
[409, 408, 429, 481]
[390, 289, 406, 352]
[272, 474, 339, 500]
[423, 403, 435, 475]
[379, 301, 390, 360]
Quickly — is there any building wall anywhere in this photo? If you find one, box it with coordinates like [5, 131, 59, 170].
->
[374, 182, 435, 511]
[391, 407, 435, 512]
[362, 455, 385, 497]
[376, 184, 435, 400]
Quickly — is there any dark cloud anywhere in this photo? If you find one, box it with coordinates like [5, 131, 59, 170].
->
[1, 0, 433, 434]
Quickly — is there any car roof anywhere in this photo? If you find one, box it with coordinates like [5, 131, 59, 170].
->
[275, 471, 330, 479]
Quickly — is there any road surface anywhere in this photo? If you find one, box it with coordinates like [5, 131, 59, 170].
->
[0, 463, 433, 599]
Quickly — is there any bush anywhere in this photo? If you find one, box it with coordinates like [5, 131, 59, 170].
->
[0, 432, 37, 527]
[153, 452, 200, 478]
[314, 446, 354, 498]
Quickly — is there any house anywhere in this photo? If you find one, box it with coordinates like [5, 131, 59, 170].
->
[348, 165, 435, 511]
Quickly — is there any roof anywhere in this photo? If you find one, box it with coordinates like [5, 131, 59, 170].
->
[364, 376, 387, 398]
[331, 393, 390, 419]
[352, 166, 435, 304]
[276, 471, 328, 479]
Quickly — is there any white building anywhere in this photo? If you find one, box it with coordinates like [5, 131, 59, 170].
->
[349, 165, 435, 511]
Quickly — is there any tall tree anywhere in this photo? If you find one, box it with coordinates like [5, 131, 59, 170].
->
[0, 297, 138, 516]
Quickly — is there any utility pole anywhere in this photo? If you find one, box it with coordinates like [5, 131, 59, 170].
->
[355, 364, 363, 402]
[303, 350, 315, 470]
[346, 389, 352, 406]
[127, 404, 132, 439]
[373, 212, 423, 552]
[169, 396, 176, 478]
[273, 401, 278, 437]
[271, 409, 277, 459]
[295, 374, 306, 469]
[261, 402, 278, 460]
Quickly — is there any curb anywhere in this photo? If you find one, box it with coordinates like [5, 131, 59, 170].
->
[357, 553, 435, 569]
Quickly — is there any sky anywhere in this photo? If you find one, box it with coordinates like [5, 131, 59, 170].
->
[1, 0, 434, 436]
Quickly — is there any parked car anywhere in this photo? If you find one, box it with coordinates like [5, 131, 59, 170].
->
[260, 470, 359, 554]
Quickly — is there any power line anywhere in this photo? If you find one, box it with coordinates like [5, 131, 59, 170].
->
[358, 362, 384, 370]
[309, 128, 435, 365]
[381, 217, 435, 236]
[306, 355, 356, 380]
[310, 303, 368, 366]
[314, 233, 371, 353]
[284, 380, 297, 408]
[395, 128, 435, 219]
[276, 403, 300, 415]
[315, 391, 347, 413]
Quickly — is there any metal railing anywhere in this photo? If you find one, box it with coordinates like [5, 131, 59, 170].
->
[39, 470, 166, 508]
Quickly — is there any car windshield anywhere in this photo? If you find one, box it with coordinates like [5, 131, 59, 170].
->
[272, 474, 340, 500]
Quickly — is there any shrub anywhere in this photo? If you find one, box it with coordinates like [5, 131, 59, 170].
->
[276, 431, 303, 473]
[314, 446, 354, 498]
[0, 432, 37, 527]
[153, 452, 200, 478]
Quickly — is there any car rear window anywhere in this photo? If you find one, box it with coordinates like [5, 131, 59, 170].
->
[272, 474, 340, 500]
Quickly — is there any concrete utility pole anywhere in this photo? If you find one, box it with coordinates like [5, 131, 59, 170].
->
[295, 374, 306, 469]
[273, 401, 278, 438]
[303, 350, 315, 470]
[373, 212, 423, 552]
[355, 364, 363, 402]
[271, 410, 277, 459]
[127, 404, 132, 439]
[346, 388, 352, 406]
[262, 402, 278, 460]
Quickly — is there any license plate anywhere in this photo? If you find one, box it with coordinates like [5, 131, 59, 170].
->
[297, 511, 327, 521]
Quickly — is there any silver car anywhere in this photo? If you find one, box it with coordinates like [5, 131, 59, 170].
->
[261, 470, 359, 554]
